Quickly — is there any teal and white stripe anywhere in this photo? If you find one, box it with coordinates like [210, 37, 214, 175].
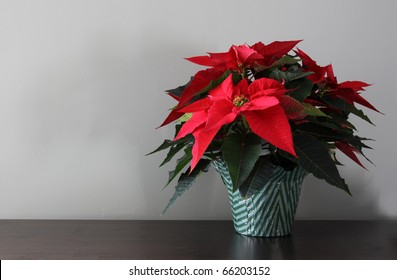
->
[212, 159, 307, 237]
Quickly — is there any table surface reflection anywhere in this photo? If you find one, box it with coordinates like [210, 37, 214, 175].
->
[0, 220, 396, 259]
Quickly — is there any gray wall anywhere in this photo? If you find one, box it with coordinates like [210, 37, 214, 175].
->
[0, 0, 395, 220]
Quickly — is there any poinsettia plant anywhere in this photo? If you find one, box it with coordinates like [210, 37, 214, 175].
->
[149, 40, 379, 213]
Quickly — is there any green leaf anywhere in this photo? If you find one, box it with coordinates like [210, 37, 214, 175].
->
[253, 55, 300, 74]
[298, 122, 370, 153]
[162, 159, 211, 214]
[197, 70, 233, 95]
[177, 113, 192, 123]
[294, 134, 351, 194]
[164, 147, 193, 188]
[280, 95, 305, 119]
[146, 130, 193, 157]
[347, 104, 374, 125]
[277, 149, 299, 164]
[270, 55, 300, 68]
[304, 116, 351, 133]
[307, 114, 356, 131]
[160, 142, 187, 167]
[297, 123, 354, 142]
[302, 103, 329, 117]
[186, 71, 241, 105]
[221, 133, 262, 192]
[146, 140, 174, 156]
[286, 78, 314, 102]
[166, 77, 192, 98]
[269, 67, 313, 83]
[321, 97, 374, 125]
[239, 156, 274, 199]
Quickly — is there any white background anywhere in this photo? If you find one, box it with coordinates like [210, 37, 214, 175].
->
[0, 0, 396, 220]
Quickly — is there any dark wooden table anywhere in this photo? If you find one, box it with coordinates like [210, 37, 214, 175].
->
[0, 220, 396, 259]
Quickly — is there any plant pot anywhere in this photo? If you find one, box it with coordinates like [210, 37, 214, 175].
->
[212, 158, 307, 237]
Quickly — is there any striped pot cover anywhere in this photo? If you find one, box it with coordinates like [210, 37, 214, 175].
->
[212, 159, 307, 237]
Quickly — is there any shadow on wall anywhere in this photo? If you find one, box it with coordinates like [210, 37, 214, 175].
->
[296, 167, 380, 220]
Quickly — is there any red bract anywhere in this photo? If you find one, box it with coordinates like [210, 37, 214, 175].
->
[186, 44, 263, 71]
[335, 141, 367, 170]
[160, 68, 224, 127]
[295, 48, 328, 83]
[186, 40, 301, 72]
[251, 40, 301, 66]
[296, 48, 378, 113]
[325, 65, 379, 112]
[162, 41, 301, 127]
[174, 75, 296, 171]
